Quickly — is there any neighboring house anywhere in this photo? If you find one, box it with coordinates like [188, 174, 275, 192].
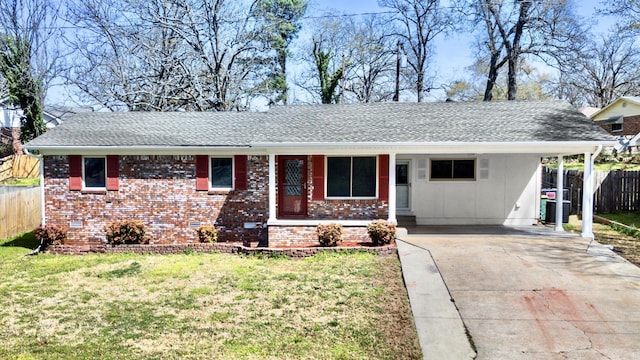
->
[24, 101, 614, 247]
[590, 96, 640, 136]
[0, 98, 93, 155]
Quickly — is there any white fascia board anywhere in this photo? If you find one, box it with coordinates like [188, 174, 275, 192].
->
[251, 141, 617, 156]
[25, 145, 254, 156]
[26, 140, 616, 156]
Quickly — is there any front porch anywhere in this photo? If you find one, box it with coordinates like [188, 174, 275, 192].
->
[264, 150, 601, 247]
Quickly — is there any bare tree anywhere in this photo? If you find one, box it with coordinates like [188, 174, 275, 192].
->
[0, 0, 63, 143]
[295, 14, 396, 104]
[344, 15, 396, 103]
[66, 0, 285, 111]
[379, 0, 452, 102]
[555, 33, 640, 108]
[454, 0, 586, 101]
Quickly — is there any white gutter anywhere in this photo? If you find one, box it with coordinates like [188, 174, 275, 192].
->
[23, 149, 45, 226]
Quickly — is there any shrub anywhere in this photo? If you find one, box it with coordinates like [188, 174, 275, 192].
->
[317, 223, 342, 247]
[35, 224, 68, 246]
[367, 220, 396, 246]
[105, 220, 149, 245]
[196, 225, 218, 243]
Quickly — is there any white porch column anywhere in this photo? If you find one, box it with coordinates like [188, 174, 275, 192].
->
[555, 155, 564, 232]
[388, 153, 397, 224]
[268, 154, 277, 223]
[582, 152, 594, 239]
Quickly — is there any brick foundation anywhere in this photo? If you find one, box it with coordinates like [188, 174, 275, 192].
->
[45, 242, 397, 258]
[268, 225, 372, 247]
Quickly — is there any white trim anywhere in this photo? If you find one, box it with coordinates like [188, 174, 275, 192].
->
[82, 156, 107, 191]
[26, 141, 614, 156]
[209, 156, 234, 191]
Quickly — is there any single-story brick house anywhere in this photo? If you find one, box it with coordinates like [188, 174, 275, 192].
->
[24, 101, 614, 247]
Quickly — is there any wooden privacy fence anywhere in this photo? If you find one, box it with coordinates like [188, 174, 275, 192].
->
[542, 167, 640, 214]
[0, 155, 40, 181]
[0, 186, 41, 239]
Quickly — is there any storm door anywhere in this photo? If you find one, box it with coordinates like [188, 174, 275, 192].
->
[396, 161, 410, 211]
[278, 156, 307, 218]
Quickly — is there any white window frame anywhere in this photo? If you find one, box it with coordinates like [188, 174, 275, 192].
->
[209, 156, 234, 191]
[82, 156, 107, 190]
[325, 155, 378, 200]
[611, 123, 623, 133]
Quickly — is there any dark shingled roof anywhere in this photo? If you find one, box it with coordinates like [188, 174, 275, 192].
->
[25, 100, 613, 148]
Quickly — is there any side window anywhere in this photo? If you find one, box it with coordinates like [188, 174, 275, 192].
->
[210, 157, 233, 189]
[83, 157, 106, 188]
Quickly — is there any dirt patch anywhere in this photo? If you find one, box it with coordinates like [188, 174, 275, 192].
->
[569, 216, 640, 267]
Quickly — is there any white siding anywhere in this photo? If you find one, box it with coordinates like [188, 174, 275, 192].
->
[403, 154, 540, 226]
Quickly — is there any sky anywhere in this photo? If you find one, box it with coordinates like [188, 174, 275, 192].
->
[290, 0, 614, 102]
[46, 0, 614, 106]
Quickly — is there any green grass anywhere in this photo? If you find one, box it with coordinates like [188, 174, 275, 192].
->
[598, 211, 640, 228]
[0, 234, 421, 359]
[0, 177, 40, 186]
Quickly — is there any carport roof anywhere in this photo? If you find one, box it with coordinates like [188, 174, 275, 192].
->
[25, 100, 614, 152]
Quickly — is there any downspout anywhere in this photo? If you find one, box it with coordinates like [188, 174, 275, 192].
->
[592, 145, 603, 160]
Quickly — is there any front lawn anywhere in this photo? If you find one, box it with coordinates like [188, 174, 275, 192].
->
[0, 234, 421, 359]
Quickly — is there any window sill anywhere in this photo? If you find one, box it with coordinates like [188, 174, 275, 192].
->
[208, 189, 233, 195]
[81, 189, 107, 194]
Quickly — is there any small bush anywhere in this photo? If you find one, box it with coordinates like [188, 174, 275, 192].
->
[317, 223, 342, 247]
[35, 224, 68, 246]
[105, 220, 149, 245]
[196, 225, 218, 243]
[367, 220, 396, 246]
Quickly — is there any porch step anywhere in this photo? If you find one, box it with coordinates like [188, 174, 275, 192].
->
[397, 215, 416, 227]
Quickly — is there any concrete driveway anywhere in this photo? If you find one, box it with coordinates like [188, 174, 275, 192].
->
[399, 231, 640, 359]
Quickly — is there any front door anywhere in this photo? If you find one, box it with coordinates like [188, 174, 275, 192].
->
[396, 161, 410, 211]
[278, 156, 307, 218]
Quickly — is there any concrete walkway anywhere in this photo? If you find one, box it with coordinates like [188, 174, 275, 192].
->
[398, 230, 640, 359]
[396, 239, 476, 360]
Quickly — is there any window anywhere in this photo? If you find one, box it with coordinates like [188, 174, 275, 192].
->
[612, 123, 623, 132]
[210, 157, 233, 189]
[327, 156, 376, 197]
[83, 157, 106, 188]
[430, 159, 475, 180]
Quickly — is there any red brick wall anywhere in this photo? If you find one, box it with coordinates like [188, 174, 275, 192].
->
[44, 155, 269, 245]
[304, 155, 388, 220]
[597, 115, 640, 136]
[44, 154, 389, 247]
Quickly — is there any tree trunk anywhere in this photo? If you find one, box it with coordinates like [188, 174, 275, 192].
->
[484, 52, 499, 101]
[416, 72, 423, 103]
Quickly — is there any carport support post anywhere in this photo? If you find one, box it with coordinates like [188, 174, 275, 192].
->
[555, 155, 564, 232]
[582, 152, 594, 239]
